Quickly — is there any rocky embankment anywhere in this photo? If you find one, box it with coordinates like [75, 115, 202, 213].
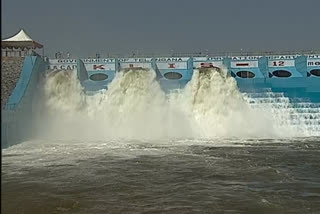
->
[1, 57, 24, 109]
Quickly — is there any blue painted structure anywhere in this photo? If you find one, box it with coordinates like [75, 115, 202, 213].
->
[45, 54, 320, 99]
[81, 58, 118, 92]
[155, 57, 193, 92]
[225, 56, 267, 91]
[266, 55, 320, 101]
[267, 55, 305, 91]
[77, 58, 89, 82]
[306, 55, 320, 96]
[2, 56, 46, 148]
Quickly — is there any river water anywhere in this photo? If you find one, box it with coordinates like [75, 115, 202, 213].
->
[2, 138, 320, 213]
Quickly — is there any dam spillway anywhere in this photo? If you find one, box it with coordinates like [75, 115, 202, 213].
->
[48, 54, 320, 98]
[1, 53, 320, 148]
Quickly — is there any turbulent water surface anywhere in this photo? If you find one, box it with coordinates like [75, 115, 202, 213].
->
[2, 138, 320, 214]
[2, 69, 320, 213]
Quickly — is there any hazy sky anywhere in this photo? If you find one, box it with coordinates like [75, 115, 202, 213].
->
[2, 0, 320, 57]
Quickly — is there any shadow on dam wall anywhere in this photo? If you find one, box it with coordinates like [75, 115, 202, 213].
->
[1, 56, 46, 148]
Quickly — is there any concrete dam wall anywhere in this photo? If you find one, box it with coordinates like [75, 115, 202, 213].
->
[1, 57, 24, 109]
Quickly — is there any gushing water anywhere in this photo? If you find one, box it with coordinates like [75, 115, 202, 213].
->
[180, 70, 278, 138]
[33, 68, 319, 142]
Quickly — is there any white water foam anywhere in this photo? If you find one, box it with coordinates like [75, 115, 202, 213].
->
[243, 91, 320, 137]
[34, 69, 194, 141]
[175, 70, 279, 138]
[32, 68, 319, 143]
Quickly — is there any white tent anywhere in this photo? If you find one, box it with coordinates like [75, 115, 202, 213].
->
[1, 29, 43, 57]
[3, 29, 33, 42]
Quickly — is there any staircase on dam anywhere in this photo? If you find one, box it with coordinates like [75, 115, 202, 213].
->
[243, 90, 320, 135]
[1, 57, 25, 109]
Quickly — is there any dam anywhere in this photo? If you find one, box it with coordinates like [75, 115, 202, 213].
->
[1, 52, 320, 148]
[48, 54, 320, 95]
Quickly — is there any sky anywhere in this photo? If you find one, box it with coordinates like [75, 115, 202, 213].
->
[2, 0, 320, 58]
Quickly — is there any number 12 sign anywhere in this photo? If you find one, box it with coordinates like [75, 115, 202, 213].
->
[269, 60, 295, 67]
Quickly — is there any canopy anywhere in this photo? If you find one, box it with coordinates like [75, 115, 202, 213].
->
[1, 29, 43, 49]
